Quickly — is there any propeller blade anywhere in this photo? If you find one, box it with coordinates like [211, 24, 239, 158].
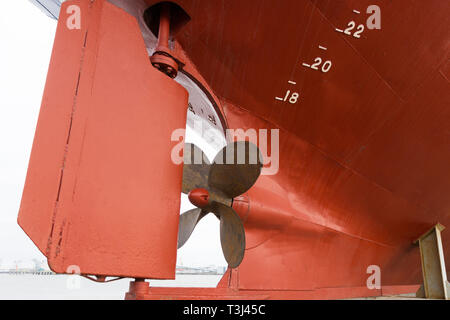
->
[209, 141, 263, 198]
[213, 202, 246, 268]
[182, 143, 210, 194]
[177, 208, 206, 248]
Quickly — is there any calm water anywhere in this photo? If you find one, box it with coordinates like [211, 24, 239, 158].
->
[0, 274, 222, 300]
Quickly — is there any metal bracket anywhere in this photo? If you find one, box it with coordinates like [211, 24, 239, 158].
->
[414, 223, 449, 299]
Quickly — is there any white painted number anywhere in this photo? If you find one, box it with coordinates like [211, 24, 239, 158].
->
[283, 90, 291, 101]
[344, 21, 356, 35]
[311, 57, 321, 70]
[282, 90, 299, 104]
[303, 57, 332, 73]
[340, 20, 365, 39]
[354, 24, 364, 38]
[275, 81, 300, 104]
[321, 60, 332, 73]
[289, 92, 299, 104]
[276, 90, 299, 104]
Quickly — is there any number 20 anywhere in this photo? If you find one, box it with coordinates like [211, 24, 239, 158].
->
[311, 57, 332, 73]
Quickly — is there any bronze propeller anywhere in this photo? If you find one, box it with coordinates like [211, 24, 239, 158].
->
[178, 141, 263, 268]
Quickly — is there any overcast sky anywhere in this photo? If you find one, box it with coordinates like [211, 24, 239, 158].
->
[0, 1, 226, 269]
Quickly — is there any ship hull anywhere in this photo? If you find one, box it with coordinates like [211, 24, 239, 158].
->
[23, 0, 450, 299]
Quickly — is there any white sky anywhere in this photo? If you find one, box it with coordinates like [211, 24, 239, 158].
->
[0, 1, 226, 269]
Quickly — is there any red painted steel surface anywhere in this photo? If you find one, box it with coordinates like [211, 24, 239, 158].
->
[125, 277, 420, 300]
[18, 0, 188, 279]
[18, 0, 91, 254]
[20, 0, 450, 299]
[149, 0, 449, 297]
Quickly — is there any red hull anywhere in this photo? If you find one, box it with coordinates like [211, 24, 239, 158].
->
[21, 0, 450, 299]
[165, 0, 450, 295]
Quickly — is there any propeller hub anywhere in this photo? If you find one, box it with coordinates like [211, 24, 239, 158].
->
[188, 188, 210, 208]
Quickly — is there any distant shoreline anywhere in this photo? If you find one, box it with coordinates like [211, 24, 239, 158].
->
[0, 271, 225, 276]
